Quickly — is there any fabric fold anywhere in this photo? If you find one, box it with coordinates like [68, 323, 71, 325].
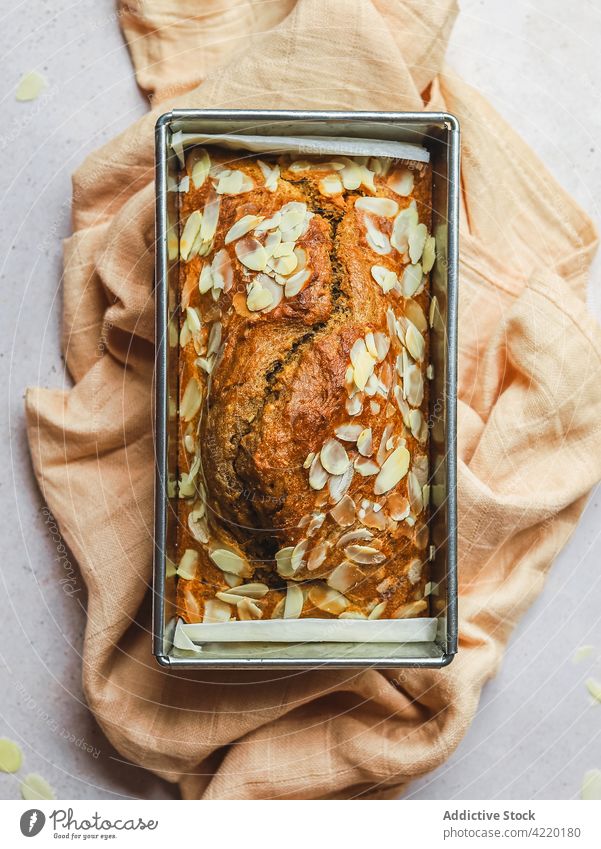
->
[25, 0, 601, 799]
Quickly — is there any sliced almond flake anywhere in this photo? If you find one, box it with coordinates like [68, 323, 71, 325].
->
[309, 453, 328, 490]
[236, 237, 267, 271]
[364, 217, 391, 255]
[429, 295, 438, 328]
[306, 511, 326, 537]
[206, 321, 222, 358]
[392, 599, 427, 619]
[21, 773, 55, 801]
[371, 264, 398, 294]
[340, 160, 362, 190]
[215, 594, 246, 609]
[212, 249, 233, 293]
[0, 738, 22, 773]
[354, 456, 380, 477]
[357, 427, 373, 457]
[351, 342, 377, 391]
[255, 273, 283, 312]
[222, 582, 269, 599]
[401, 263, 423, 297]
[335, 423, 363, 442]
[346, 394, 363, 416]
[284, 583, 304, 619]
[319, 174, 344, 196]
[309, 584, 349, 615]
[387, 168, 414, 196]
[15, 71, 47, 102]
[203, 599, 231, 623]
[195, 355, 215, 374]
[428, 545, 436, 563]
[409, 409, 427, 444]
[225, 214, 264, 245]
[289, 160, 312, 172]
[257, 159, 280, 191]
[327, 561, 364, 593]
[177, 548, 199, 581]
[360, 165, 377, 193]
[404, 360, 424, 407]
[275, 546, 295, 578]
[426, 363, 434, 380]
[270, 253, 298, 276]
[284, 268, 310, 298]
[408, 222, 428, 263]
[303, 451, 316, 469]
[328, 462, 354, 504]
[339, 611, 368, 619]
[320, 438, 350, 475]
[390, 202, 418, 253]
[210, 548, 252, 577]
[223, 571, 243, 588]
[582, 769, 601, 800]
[361, 504, 387, 530]
[180, 211, 203, 261]
[183, 433, 195, 453]
[356, 197, 399, 217]
[216, 170, 243, 194]
[573, 645, 595, 664]
[330, 494, 356, 527]
[422, 484, 431, 506]
[185, 306, 202, 335]
[405, 299, 428, 332]
[190, 149, 211, 189]
[388, 494, 411, 522]
[422, 234, 436, 273]
[180, 377, 202, 421]
[291, 539, 308, 573]
[199, 262, 213, 294]
[200, 187, 221, 243]
[271, 597, 285, 619]
[370, 401, 381, 415]
[338, 528, 373, 547]
[374, 445, 410, 495]
[368, 601, 387, 620]
[307, 541, 329, 571]
[585, 677, 601, 703]
[406, 558, 423, 585]
[345, 544, 386, 565]
[246, 280, 273, 312]
[237, 598, 263, 620]
[376, 423, 394, 466]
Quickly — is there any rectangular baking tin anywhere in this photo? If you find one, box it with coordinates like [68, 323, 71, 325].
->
[154, 110, 459, 669]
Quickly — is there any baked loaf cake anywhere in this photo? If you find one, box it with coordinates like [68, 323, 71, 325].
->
[174, 146, 435, 624]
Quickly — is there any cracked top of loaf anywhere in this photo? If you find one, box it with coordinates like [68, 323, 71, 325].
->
[174, 147, 435, 624]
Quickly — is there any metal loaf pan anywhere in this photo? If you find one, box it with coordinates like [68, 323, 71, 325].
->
[154, 110, 459, 669]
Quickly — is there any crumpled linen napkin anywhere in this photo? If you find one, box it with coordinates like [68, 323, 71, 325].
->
[25, 0, 601, 799]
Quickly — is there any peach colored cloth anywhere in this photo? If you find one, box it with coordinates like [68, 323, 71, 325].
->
[26, 0, 601, 799]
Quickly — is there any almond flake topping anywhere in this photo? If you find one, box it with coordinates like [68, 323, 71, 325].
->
[309, 453, 328, 490]
[387, 168, 414, 196]
[374, 445, 410, 495]
[345, 545, 386, 565]
[180, 377, 202, 422]
[355, 197, 399, 217]
[225, 214, 264, 244]
[210, 548, 252, 577]
[319, 174, 343, 196]
[371, 265, 398, 294]
[236, 237, 267, 271]
[401, 263, 423, 297]
[284, 583, 304, 619]
[190, 149, 211, 188]
[422, 234, 436, 273]
[180, 211, 202, 261]
[327, 561, 364, 594]
[357, 427, 373, 457]
[330, 494, 356, 527]
[334, 423, 364, 442]
[308, 584, 349, 615]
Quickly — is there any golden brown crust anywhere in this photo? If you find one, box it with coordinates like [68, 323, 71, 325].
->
[174, 150, 434, 624]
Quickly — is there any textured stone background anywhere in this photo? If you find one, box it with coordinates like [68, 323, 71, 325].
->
[0, 0, 599, 800]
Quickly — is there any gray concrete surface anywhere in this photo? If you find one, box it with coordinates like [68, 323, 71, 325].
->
[0, 0, 600, 800]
